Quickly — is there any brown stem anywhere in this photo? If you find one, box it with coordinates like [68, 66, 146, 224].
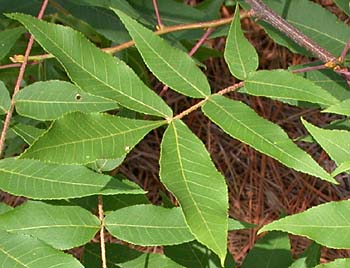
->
[98, 195, 107, 268]
[0, 0, 49, 156]
[245, 0, 338, 64]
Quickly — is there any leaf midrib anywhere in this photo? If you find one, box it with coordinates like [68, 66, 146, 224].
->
[246, 80, 335, 105]
[0, 168, 109, 188]
[171, 122, 222, 254]
[25, 120, 161, 155]
[7, 224, 98, 232]
[0, 246, 28, 268]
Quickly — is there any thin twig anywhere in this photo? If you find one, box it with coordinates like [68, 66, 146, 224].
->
[245, 0, 338, 64]
[171, 81, 245, 121]
[188, 28, 215, 57]
[98, 195, 107, 268]
[152, 0, 163, 29]
[0, 0, 49, 156]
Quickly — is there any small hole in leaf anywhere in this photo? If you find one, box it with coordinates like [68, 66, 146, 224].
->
[75, 94, 82, 101]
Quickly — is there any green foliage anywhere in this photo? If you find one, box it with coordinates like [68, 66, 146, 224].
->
[15, 80, 120, 120]
[160, 119, 228, 263]
[224, 4, 258, 80]
[242, 232, 293, 268]
[315, 258, 350, 268]
[20, 112, 164, 164]
[0, 1, 349, 267]
[0, 81, 11, 114]
[0, 231, 84, 268]
[0, 27, 24, 60]
[105, 205, 194, 246]
[0, 158, 144, 199]
[0, 201, 100, 249]
[115, 9, 211, 98]
[245, 70, 339, 106]
[259, 200, 350, 248]
[289, 242, 321, 268]
[9, 13, 172, 118]
[202, 95, 335, 183]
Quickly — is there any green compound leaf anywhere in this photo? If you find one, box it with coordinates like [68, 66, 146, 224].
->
[0, 201, 99, 250]
[20, 112, 164, 164]
[259, 200, 350, 248]
[316, 258, 350, 268]
[245, 70, 339, 106]
[9, 13, 172, 118]
[120, 252, 184, 268]
[105, 205, 194, 246]
[0, 231, 83, 268]
[242, 231, 293, 268]
[202, 95, 336, 183]
[114, 9, 210, 98]
[0, 27, 24, 60]
[224, 4, 258, 80]
[0, 158, 144, 200]
[160, 119, 228, 264]
[302, 119, 350, 165]
[0, 81, 11, 114]
[323, 98, 350, 116]
[15, 80, 119, 120]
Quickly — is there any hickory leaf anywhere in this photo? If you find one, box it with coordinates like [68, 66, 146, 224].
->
[0, 27, 24, 60]
[0, 201, 99, 250]
[331, 161, 350, 177]
[15, 80, 120, 120]
[83, 243, 143, 268]
[224, 4, 258, 80]
[120, 253, 184, 268]
[245, 70, 339, 106]
[302, 119, 350, 165]
[164, 241, 235, 268]
[20, 112, 164, 164]
[160, 119, 228, 264]
[259, 200, 350, 248]
[105, 205, 194, 246]
[323, 98, 350, 116]
[242, 231, 293, 268]
[0, 158, 144, 199]
[202, 95, 336, 183]
[9, 13, 172, 118]
[0, 231, 83, 268]
[316, 258, 350, 268]
[11, 123, 45, 145]
[289, 242, 321, 268]
[333, 0, 350, 16]
[114, 9, 211, 98]
[0, 81, 10, 114]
